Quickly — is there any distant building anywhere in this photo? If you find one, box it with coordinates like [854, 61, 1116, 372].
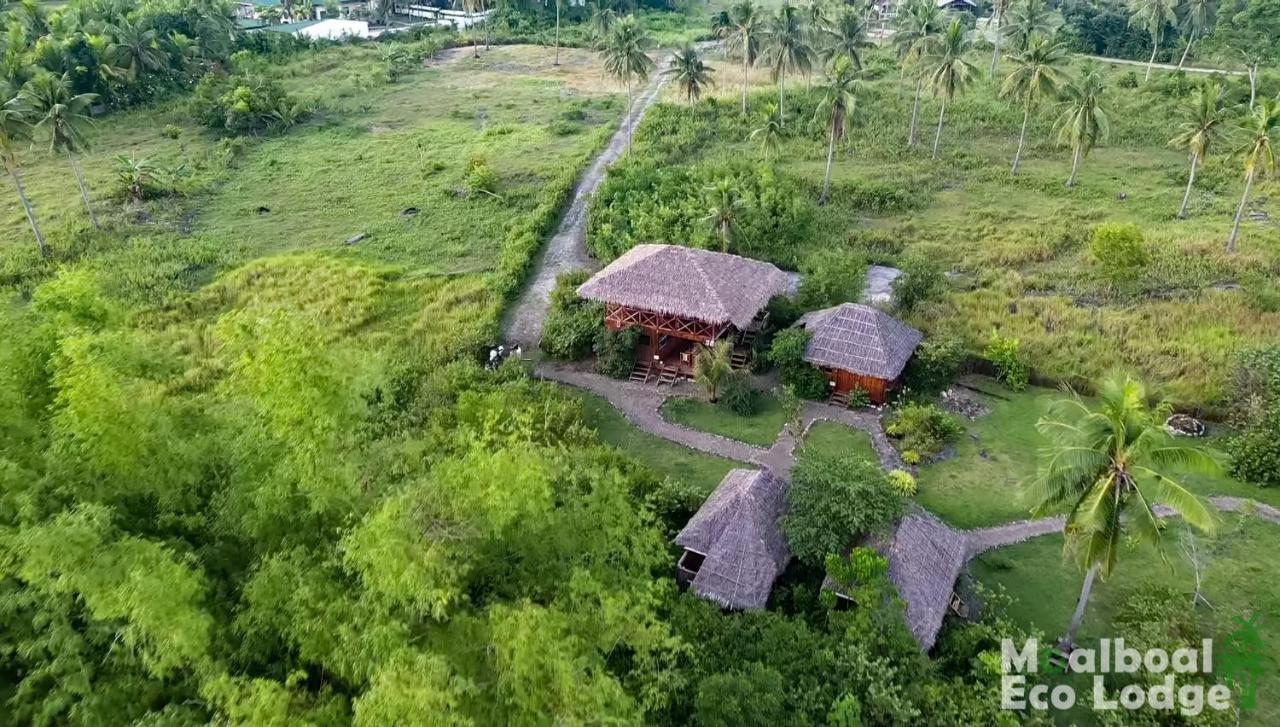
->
[262, 18, 371, 40]
[237, 0, 371, 22]
[795, 303, 922, 404]
[675, 469, 791, 611]
[937, 0, 979, 11]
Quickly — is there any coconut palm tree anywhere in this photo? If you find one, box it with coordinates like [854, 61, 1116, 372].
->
[694, 339, 736, 402]
[1168, 82, 1226, 219]
[588, 3, 616, 41]
[599, 16, 654, 150]
[822, 7, 869, 70]
[893, 0, 944, 148]
[1030, 371, 1218, 648]
[1227, 100, 1279, 253]
[922, 19, 976, 161]
[815, 55, 861, 204]
[1004, 0, 1056, 54]
[106, 18, 167, 81]
[458, 0, 484, 58]
[764, 2, 813, 125]
[704, 179, 741, 253]
[989, 0, 1011, 76]
[20, 71, 99, 226]
[1128, 0, 1177, 82]
[726, 1, 764, 114]
[666, 45, 714, 106]
[553, 0, 564, 65]
[1000, 36, 1069, 175]
[1176, 0, 1215, 70]
[750, 104, 784, 160]
[0, 98, 45, 255]
[1054, 65, 1110, 188]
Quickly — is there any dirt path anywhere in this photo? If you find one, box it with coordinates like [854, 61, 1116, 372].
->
[502, 53, 674, 347]
[1079, 54, 1245, 76]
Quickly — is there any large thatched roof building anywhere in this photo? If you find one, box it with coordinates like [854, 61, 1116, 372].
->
[796, 303, 922, 403]
[825, 508, 969, 651]
[675, 469, 790, 611]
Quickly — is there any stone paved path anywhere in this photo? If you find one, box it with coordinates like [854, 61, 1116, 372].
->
[502, 53, 674, 348]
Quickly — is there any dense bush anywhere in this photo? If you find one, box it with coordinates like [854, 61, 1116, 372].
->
[768, 329, 829, 399]
[902, 333, 966, 395]
[692, 662, 788, 727]
[189, 73, 311, 135]
[796, 249, 867, 310]
[1227, 345, 1280, 486]
[984, 331, 1029, 391]
[1089, 223, 1148, 282]
[887, 469, 917, 497]
[594, 325, 641, 379]
[884, 402, 962, 458]
[891, 256, 946, 315]
[783, 451, 905, 566]
[540, 271, 601, 360]
[718, 371, 761, 416]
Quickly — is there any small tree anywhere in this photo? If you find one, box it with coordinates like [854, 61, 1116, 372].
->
[784, 450, 905, 566]
[703, 179, 741, 253]
[985, 331, 1029, 391]
[694, 339, 735, 402]
[1054, 65, 1110, 188]
[1227, 99, 1278, 253]
[1169, 82, 1227, 219]
[666, 44, 715, 106]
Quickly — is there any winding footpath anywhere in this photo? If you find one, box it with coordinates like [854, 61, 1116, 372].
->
[502, 52, 674, 348]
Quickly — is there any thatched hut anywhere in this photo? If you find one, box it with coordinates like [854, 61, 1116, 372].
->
[795, 303, 922, 404]
[824, 509, 969, 651]
[675, 469, 790, 611]
[577, 245, 792, 380]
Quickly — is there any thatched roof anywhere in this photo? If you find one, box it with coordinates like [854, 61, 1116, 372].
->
[675, 469, 790, 611]
[577, 244, 791, 329]
[797, 303, 922, 380]
[826, 508, 968, 650]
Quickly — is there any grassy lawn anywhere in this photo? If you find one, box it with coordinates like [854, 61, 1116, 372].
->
[801, 420, 878, 464]
[971, 517, 1280, 725]
[914, 379, 1280, 529]
[660, 391, 787, 448]
[578, 392, 738, 496]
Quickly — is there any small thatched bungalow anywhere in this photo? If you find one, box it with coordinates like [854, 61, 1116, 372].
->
[825, 509, 970, 651]
[578, 244, 792, 380]
[675, 469, 790, 611]
[796, 303, 922, 404]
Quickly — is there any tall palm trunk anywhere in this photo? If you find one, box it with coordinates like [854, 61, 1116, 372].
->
[1066, 145, 1082, 187]
[777, 68, 785, 124]
[554, 2, 561, 65]
[741, 43, 749, 114]
[989, 14, 1002, 77]
[5, 156, 46, 256]
[484, 11, 491, 50]
[908, 79, 922, 147]
[625, 76, 633, 151]
[1248, 63, 1258, 110]
[471, 13, 479, 58]
[1177, 152, 1199, 219]
[1177, 29, 1195, 70]
[1061, 565, 1098, 647]
[1011, 102, 1030, 175]
[931, 101, 946, 161]
[1228, 170, 1255, 252]
[820, 116, 837, 205]
[68, 151, 97, 227]
[1144, 39, 1159, 82]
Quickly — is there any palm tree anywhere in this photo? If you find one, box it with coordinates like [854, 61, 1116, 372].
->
[922, 19, 976, 161]
[1227, 100, 1279, 253]
[1176, 0, 1215, 70]
[823, 7, 869, 71]
[106, 17, 166, 80]
[1168, 82, 1226, 219]
[815, 56, 861, 204]
[115, 155, 168, 204]
[704, 179, 741, 253]
[20, 72, 99, 226]
[1054, 65, 1110, 188]
[694, 339, 735, 402]
[666, 45, 714, 106]
[764, 2, 813, 125]
[588, 3, 616, 41]
[1000, 36, 1069, 176]
[893, 0, 944, 148]
[1128, 0, 1177, 82]
[1004, 0, 1056, 53]
[1030, 372, 1217, 648]
[727, 0, 764, 114]
[989, 0, 1011, 76]
[599, 17, 654, 150]
[458, 0, 484, 58]
[552, 0, 563, 65]
[0, 98, 45, 255]
[750, 105, 784, 160]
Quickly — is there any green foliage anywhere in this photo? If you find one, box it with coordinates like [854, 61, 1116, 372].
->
[541, 271, 602, 360]
[902, 332, 965, 395]
[891, 256, 945, 315]
[190, 73, 310, 135]
[693, 662, 788, 727]
[884, 402, 963, 458]
[1089, 222, 1149, 282]
[888, 469, 918, 497]
[845, 387, 872, 410]
[796, 248, 868, 310]
[718, 370, 760, 416]
[784, 450, 905, 566]
[594, 325, 641, 379]
[464, 155, 500, 197]
[984, 331, 1029, 391]
[769, 328, 829, 399]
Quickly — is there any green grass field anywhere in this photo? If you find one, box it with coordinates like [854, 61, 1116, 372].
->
[801, 420, 878, 464]
[661, 391, 788, 447]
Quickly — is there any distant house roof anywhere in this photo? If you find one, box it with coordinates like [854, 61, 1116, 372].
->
[938, 0, 978, 8]
[796, 303, 922, 381]
[261, 19, 322, 33]
[577, 244, 792, 330]
[236, 17, 268, 30]
[675, 469, 790, 611]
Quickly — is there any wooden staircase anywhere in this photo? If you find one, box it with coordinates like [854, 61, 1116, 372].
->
[730, 349, 751, 370]
[828, 390, 850, 409]
[656, 365, 680, 387]
[629, 361, 653, 384]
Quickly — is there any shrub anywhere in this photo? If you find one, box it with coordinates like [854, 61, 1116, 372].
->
[887, 469, 917, 497]
[1089, 223, 1148, 282]
[464, 155, 499, 197]
[892, 256, 945, 314]
[718, 371, 760, 416]
[767, 328, 830, 399]
[901, 449, 921, 465]
[796, 249, 868, 310]
[783, 364, 829, 400]
[161, 124, 181, 139]
[1228, 413, 1280, 487]
[594, 325, 641, 379]
[190, 72, 310, 135]
[984, 331, 1028, 391]
[846, 387, 872, 410]
[768, 328, 810, 368]
[540, 271, 601, 360]
[903, 333, 965, 395]
[783, 450, 905, 566]
[884, 402, 962, 457]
